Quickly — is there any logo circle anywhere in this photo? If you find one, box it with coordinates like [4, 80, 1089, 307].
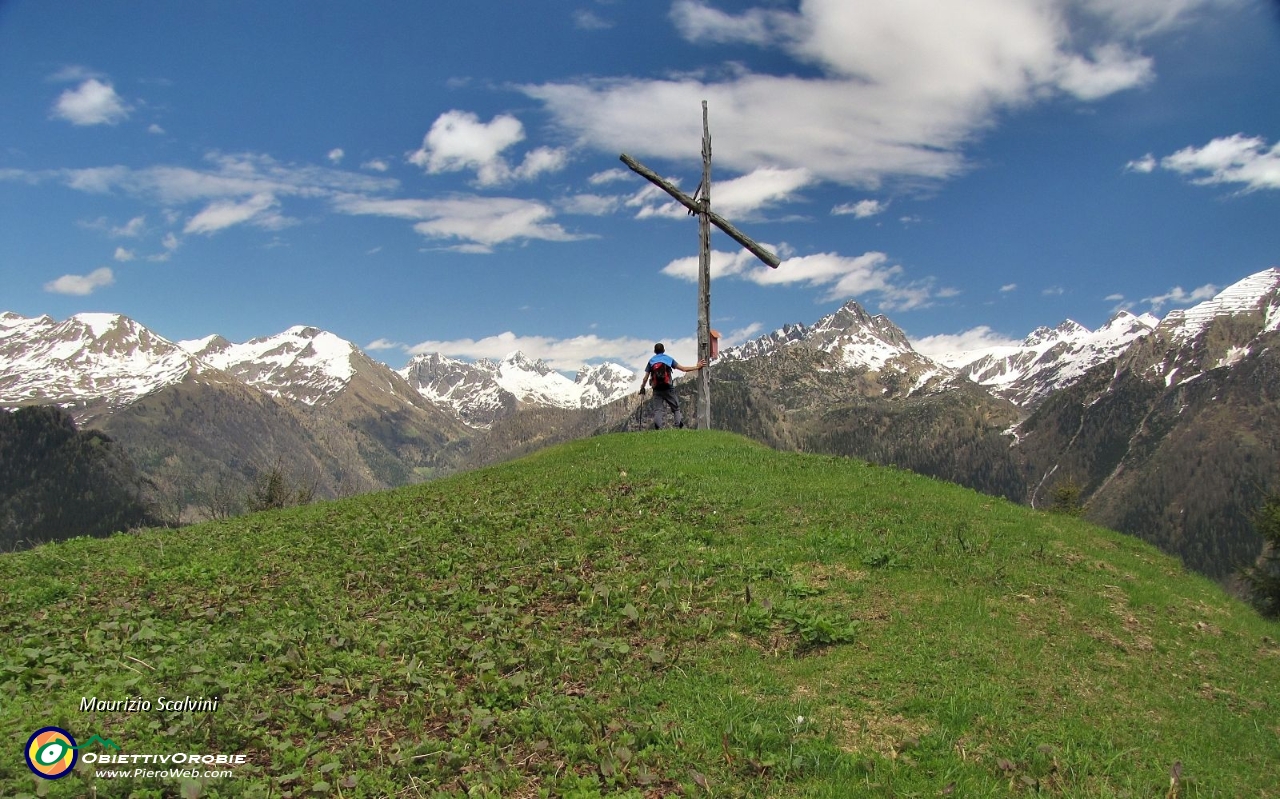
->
[25, 727, 77, 780]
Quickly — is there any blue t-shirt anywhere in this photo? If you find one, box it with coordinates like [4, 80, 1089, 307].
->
[646, 353, 676, 372]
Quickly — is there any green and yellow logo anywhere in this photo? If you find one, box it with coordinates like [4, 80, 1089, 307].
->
[24, 727, 77, 779]
[23, 728, 119, 779]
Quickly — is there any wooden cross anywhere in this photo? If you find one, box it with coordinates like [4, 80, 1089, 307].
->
[621, 101, 781, 430]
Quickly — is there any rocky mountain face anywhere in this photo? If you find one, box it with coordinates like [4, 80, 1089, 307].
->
[1013, 268, 1280, 577]
[685, 301, 1026, 499]
[0, 314, 469, 517]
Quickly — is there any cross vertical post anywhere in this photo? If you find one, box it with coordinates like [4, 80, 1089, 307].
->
[620, 104, 781, 430]
[697, 101, 712, 429]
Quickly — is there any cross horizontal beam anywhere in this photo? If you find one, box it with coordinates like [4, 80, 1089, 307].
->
[620, 153, 781, 268]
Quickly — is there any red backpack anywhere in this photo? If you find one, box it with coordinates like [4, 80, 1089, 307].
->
[650, 361, 673, 390]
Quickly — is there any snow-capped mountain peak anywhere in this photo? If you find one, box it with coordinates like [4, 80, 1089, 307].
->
[398, 350, 636, 428]
[0, 311, 201, 415]
[179, 325, 358, 405]
[947, 311, 1157, 407]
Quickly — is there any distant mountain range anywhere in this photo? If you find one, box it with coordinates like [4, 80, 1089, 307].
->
[3, 267, 1278, 578]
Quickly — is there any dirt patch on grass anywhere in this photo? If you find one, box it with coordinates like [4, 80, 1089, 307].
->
[816, 699, 932, 759]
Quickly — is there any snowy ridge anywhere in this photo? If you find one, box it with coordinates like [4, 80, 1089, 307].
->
[1158, 268, 1280, 342]
[399, 351, 636, 428]
[720, 301, 919, 370]
[719, 299, 954, 396]
[945, 311, 1158, 407]
[180, 325, 358, 406]
[0, 312, 202, 412]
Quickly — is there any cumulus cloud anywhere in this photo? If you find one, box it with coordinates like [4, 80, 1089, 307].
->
[1158, 134, 1280, 191]
[44, 267, 114, 295]
[1053, 43, 1154, 100]
[333, 194, 588, 251]
[408, 110, 568, 186]
[1143, 282, 1219, 311]
[51, 79, 130, 126]
[113, 247, 135, 262]
[327, 148, 345, 164]
[362, 159, 390, 172]
[832, 199, 886, 218]
[911, 326, 1023, 361]
[524, 0, 1218, 187]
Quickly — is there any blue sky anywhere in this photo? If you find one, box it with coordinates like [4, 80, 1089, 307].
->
[2, 0, 1278, 372]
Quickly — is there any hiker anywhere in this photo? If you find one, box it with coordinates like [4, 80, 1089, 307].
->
[638, 343, 705, 429]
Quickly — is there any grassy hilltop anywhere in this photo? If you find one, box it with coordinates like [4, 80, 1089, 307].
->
[2, 431, 1278, 797]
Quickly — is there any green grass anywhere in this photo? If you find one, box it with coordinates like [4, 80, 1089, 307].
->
[2, 431, 1278, 797]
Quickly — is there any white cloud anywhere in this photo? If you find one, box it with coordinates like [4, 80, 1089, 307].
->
[663, 247, 943, 310]
[113, 247, 135, 262]
[1079, 0, 1244, 37]
[44, 267, 114, 295]
[670, 0, 799, 45]
[589, 168, 631, 185]
[333, 194, 587, 250]
[1000, 283, 1018, 293]
[1053, 44, 1154, 100]
[832, 199, 886, 218]
[1143, 283, 1219, 311]
[407, 330, 665, 374]
[559, 193, 622, 216]
[146, 232, 181, 262]
[52, 152, 397, 206]
[629, 167, 813, 219]
[362, 159, 390, 172]
[406, 322, 763, 375]
[1158, 134, 1280, 191]
[407, 110, 566, 186]
[148, 124, 165, 135]
[185, 193, 289, 235]
[51, 79, 130, 126]
[525, 0, 1218, 188]
[111, 215, 146, 237]
[327, 148, 345, 164]
[574, 9, 613, 30]
[364, 338, 404, 351]
[1126, 154, 1157, 173]
[46, 65, 103, 83]
[1042, 286, 1066, 296]
[513, 146, 570, 181]
[910, 326, 1022, 360]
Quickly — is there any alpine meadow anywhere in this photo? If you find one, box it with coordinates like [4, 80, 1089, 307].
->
[2, 432, 1278, 797]
[4, 1, 1280, 797]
